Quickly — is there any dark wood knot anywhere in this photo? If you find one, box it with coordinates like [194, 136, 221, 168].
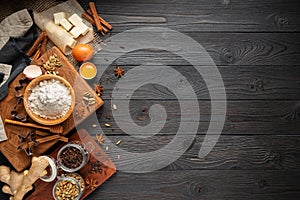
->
[268, 13, 290, 28]
[275, 15, 289, 26]
[190, 182, 203, 196]
[142, 107, 148, 114]
[221, 48, 234, 64]
[272, 153, 284, 169]
[282, 102, 300, 121]
[137, 107, 150, 121]
[258, 179, 268, 188]
[250, 78, 265, 91]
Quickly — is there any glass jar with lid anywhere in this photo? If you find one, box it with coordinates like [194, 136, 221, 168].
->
[56, 141, 90, 172]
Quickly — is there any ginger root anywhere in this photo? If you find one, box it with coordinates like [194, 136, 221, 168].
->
[0, 156, 49, 200]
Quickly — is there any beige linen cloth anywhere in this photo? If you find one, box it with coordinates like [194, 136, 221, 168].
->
[0, 9, 32, 92]
[0, 9, 33, 50]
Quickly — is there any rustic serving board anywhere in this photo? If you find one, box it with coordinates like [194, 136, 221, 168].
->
[26, 129, 116, 200]
[0, 46, 103, 171]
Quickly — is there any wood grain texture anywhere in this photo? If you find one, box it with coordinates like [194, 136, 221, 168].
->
[85, 170, 300, 200]
[2, 0, 300, 33]
[87, 135, 300, 171]
[78, 0, 300, 32]
[95, 33, 300, 66]
[93, 65, 300, 100]
[75, 100, 300, 136]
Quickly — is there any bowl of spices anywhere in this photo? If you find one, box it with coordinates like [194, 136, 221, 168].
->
[65, 173, 85, 192]
[23, 74, 75, 125]
[57, 142, 89, 172]
[53, 176, 82, 200]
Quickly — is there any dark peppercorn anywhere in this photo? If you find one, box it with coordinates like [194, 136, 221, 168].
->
[59, 146, 83, 169]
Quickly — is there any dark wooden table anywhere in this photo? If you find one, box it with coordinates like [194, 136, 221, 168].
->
[1, 0, 300, 199]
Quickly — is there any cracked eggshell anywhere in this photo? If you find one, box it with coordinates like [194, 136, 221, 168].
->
[23, 65, 42, 80]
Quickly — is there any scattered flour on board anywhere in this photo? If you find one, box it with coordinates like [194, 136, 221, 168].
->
[27, 79, 72, 119]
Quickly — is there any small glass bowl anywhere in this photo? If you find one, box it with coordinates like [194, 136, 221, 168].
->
[53, 177, 82, 200]
[79, 62, 97, 80]
[65, 173, 85, 192]
[39, 156, 58, 182]
[57, 141, 89, 172]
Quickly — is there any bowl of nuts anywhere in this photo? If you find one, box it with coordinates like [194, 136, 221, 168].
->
[23, 74, 75, 125]
[53, 177, 82, 200]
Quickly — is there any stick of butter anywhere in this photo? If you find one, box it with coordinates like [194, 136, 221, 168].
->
[53, 12, 66, 25]
[68, 14, 90, 37]
[68, 14, 83, 26]
[59, 18, 73, 31]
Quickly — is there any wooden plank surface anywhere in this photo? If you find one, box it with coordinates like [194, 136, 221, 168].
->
[1, 0, 300, 199]
[2, 0, 300, 32]
[96, 33, 300, 66]
[78, 0, 300, 32]
[93, 135, 300, 171]
[83, 170, 300, 200]
[83, 100, 300, 136]
[96, 65, 300, 100]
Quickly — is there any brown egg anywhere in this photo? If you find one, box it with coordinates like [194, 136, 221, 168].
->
[72, 44, 94, 62]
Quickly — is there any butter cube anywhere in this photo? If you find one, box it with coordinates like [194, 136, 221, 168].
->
[68, 14, 83, 26]
[59, 18, 73, 31]
[53, 12, 66, 25]
[77, 22, 90, 35]
[69, 26, 82, 38]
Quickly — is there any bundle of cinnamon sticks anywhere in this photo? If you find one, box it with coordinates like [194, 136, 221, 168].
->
[26, 31, 48, 63]
[82, 2, 112, 36]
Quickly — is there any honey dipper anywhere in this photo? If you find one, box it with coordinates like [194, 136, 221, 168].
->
[5, 119, 63, 134]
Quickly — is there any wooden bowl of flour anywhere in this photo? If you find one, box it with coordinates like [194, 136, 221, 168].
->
[23, 75, 75, 125]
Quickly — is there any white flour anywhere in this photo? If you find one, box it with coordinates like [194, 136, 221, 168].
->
[27, 79, 72, 119]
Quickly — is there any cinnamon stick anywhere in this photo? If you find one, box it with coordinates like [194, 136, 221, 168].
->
[35, 130, 69, 143]
[34, 135, 60, 144]
[87, 9, 112, 30]
[89, 2, 103, 34]
[27, 135, 68, 148]
[32, 48, 41, 62]
[26, 31, 46, 57]
[40, 36, 48, 55]
[82, 12, 108, 33]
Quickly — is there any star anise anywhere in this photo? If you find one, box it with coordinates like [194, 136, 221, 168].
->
[114, 65, 124, 78]
[95, 133, 105, 145]
[94, 83, 103, 96]
[85, 178, 98, 191]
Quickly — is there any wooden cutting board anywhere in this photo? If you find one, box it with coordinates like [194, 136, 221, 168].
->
[26, 129, 116, 200]
[0, 46, 103, 171]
